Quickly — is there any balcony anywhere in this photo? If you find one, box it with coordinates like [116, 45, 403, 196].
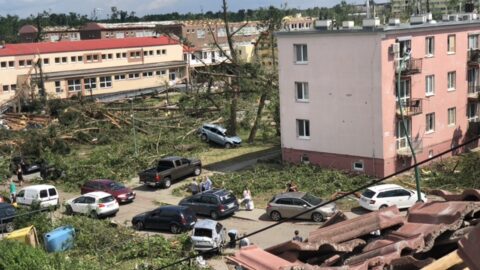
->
[468, 121, 480, 136]
[468, 49, 480, 65]
[395, 58, 422, 75]
[396, 98, 422, 117]
[396, 138, 423, 157]
[468, 85, 480, 100]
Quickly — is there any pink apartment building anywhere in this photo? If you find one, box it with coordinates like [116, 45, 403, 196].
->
[277, 15, 480, 178]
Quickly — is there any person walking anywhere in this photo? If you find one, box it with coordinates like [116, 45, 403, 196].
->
[292, 230, 303, 242]
[16, 164, 24, 187]
[9, 178, 16, 203]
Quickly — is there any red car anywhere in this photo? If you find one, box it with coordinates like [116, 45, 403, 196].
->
[81, 179, 136, 203]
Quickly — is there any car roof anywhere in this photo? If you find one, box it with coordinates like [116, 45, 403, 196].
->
[274, 192, 307, 199]
[21, 184, 56, 191]
[155, 205, 189, 212]
[201, 188, 230, 196]
[82, 191, 113, 198]
[194, 219, 218, 229]
[203, 123, 227, 133]
[366, 184, 405, 192]
[161, 156, 182, 161]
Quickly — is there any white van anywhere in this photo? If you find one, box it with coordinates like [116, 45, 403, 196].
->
[16, 185, 60, 209]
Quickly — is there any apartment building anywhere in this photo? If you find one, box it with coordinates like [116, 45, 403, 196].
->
[19, 25, 80, 43]
[79, 22, 175, 40]
[0, 36, 186, 105]
[277, 15, 480, 177]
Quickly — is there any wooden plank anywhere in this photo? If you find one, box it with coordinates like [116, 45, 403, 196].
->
[422, 250, 466, 270]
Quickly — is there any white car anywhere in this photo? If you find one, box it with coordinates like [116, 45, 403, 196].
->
[16, 185, 59, 209]
[359, 184, 427, 211]
[65, 191, 119, 218]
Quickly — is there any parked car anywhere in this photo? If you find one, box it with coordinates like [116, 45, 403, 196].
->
[179, 189, 239, 220]
[138, 156, 202, 188]
[16, 185, 59, 209]
[198, 123, 242, 148]
[132, 205, 197, 234]
[266, 192, 337, 222]
[10, 156, 42, 175]
[0, 203, 16, 232]
[81, 179, 135, 203]
[191, 219, 226, 253]
[65, 191, 119, 218]
[359, 184, 427, 211]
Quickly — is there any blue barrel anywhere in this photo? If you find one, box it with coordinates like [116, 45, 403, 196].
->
[44, 226, 75, 253]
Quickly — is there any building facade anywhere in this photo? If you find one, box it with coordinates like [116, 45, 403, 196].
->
[277, 15, 480, 177]
[0, 37, 186, 105]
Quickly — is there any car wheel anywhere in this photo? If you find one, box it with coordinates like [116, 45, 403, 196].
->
[5, 222, 14, 233]
[135, 221, 144, 231]
[193, 166, 201, 176]
[65, 205, 73, 215]
[379, 204, 388, 209]
[312, 212, 324, 222]
[210, 211, 219, 220]
[163, 177, 171, 189]
[200, 134, 208, 142]
[225, 143, 232, 149]
[170, 224, 180, 234]
[270, 211, 281, 221]
[90, 211, 98, 219]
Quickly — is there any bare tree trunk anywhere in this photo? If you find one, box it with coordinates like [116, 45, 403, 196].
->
[247, 92, 267, 143]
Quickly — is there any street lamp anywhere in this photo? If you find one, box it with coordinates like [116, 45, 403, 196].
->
[396, 52, 422, 202]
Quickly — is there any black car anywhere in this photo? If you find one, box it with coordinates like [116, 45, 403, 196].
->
[0, 203, 16, 232]
[10, 156, 42, 175]
[131, 205, 196, 234]
[179, 189, 239, 220]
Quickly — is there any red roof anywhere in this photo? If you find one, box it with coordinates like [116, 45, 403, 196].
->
[0, 36, 179, 57]
[19, 25, 39, 34]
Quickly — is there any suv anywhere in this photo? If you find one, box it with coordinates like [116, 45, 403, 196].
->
[65, 191, 119, 218]
[191, 219, 226, 253]
[132, 205, 197, 234]
[0, 203, 16, 232]
[81, 179, 135, 203]
[198, 124, 242, 148]
[359, 184, 427, 211]
[179, 189, 239, 220]
[266, 192, 337, 222]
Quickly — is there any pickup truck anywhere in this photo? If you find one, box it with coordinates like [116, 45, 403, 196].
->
[139, 156, 202, 188]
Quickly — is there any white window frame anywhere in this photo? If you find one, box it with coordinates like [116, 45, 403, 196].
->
[294, 44, 308, 63]
[295, 82, 309, 102]
[425, 113, 435, 133]
[114, 74, 126, 80]
[467, 103, 478, 122]
[447, 35, 456, 54]
[99, 76, 112, 88]
[425, 75, 435, 96]
[425, 36, 435, 56]
[142, 71, 153, 78]
[67, 79, 81, 92]
[54, 81, 62, 93]
[448, 107, 456, 126]
[3, 85, 9, 92]
[84, 78, 97, 90]
[296, 119, 310, 139]
[128, 73, 140, 80]
[468, 34, 478, 50]
[353, 161, 364, 171]
[447, 71, 456, 91]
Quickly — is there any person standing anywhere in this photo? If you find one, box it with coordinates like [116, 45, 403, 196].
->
[241, 187, 254, 210]
[292, 230, 303, 242]
[204, 176, 212, 191]
[190, 178, 200, 195]
[16, 164, 24, 187]
[9, 178, 16, 203]
[286, 181, 298, 192]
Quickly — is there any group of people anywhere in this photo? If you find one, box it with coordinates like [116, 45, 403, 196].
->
[189, 176, 213, 195]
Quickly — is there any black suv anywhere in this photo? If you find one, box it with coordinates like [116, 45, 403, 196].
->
[131, 205, 197, 234]
[10, 156, 42, 175]
[0, 203, 16, 232]
[179, 189, 239, 220]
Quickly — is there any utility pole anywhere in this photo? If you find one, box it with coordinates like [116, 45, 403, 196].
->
[396, 53, 422, 202]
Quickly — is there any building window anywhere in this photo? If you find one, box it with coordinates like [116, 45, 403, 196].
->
[54, 81, 62, 93]
[129, 51, 142, 58]
[448, 107, 456, 126]
[43, 58, 49, 65]
[425, 75, 435, 96]
[447, 35, 455, 53]
[55, 57, 60, 64]
[128, 73, 140, 79]
[77, 56, 83, 61]
[116, 53, 121, 58]
[142, 71, 153, 77]
[426, 113, 435, 133]
[396, 119, 411, 149]
[114, 74, 126, 80]
[296, 119, 310, 139]
[295, 82, 309, 101]
[162, 49, 166, 55]
[84, 78, 97, 90]
[425, 37, 434, 56]
[294, 44, 308, 63]
[300, 154, 310, 164]
[108, 54, 113, 59]
[156, 70, 167, 76]
[468, 34, 478, 50]
[10, 84, 16, 91]
[18, 60, 25, 67]
[149, 50, 154, 56]
[70, 56, 77, 63]
[197, 29, 205, 38]
[67, 79, 81, 92]
[102, 54, 107, 60]
[0, 62, 6, 68]
[447, 71, 456, 91]
[353, 161, 364, 171]
[467, 103, 478, 121]
[99, 76, 112, 88]
[61, 57, 67, 63]
[3, 85, 9, 92]
[8, 61, 14, 68]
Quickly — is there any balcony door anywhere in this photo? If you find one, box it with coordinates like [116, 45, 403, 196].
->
[396, 119, 411, 150]
[396, 79, 411, 106]
[468, 68, 479, 93]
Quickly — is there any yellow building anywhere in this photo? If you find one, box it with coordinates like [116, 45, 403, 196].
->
[0, 36, 186, 105]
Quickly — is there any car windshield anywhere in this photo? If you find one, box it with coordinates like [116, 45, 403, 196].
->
[194, 228, 213, 238]
[302, 193, 322, 205]
[362, 189, 376, 198]
[219, 193, 235, 204]
[108, 182, 125, 191]
[99, 196, 115, 203]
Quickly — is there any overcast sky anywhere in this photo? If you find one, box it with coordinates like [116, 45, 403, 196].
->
[0, 0, 371, 18]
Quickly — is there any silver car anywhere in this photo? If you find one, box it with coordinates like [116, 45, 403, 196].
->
[191, 219, 226, 254]
[266, 192, 337, 222]
[198, 123, 242, 148]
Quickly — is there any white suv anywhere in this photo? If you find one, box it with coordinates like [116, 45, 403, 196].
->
[65, 191, 119, 218]
[359, 184, 427, 211]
